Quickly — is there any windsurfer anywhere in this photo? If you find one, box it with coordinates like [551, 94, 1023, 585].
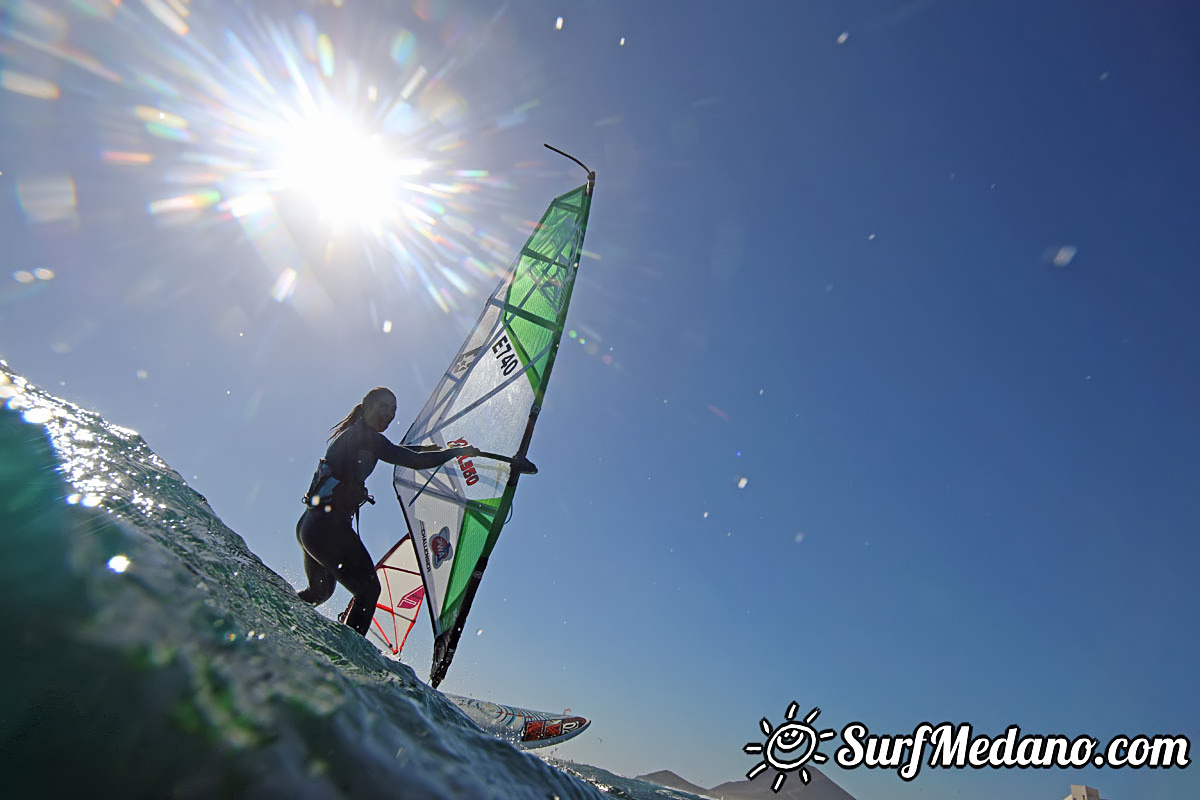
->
[294, 387, 480, 636]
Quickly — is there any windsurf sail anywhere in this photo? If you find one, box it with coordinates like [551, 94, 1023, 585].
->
[361, 533, 425, 656]
[360, 149, 595, 687]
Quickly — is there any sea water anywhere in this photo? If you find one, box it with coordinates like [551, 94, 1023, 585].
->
[0, 363, 706, 800]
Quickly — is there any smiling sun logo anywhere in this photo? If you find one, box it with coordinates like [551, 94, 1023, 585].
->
[744, 703, 837, 792]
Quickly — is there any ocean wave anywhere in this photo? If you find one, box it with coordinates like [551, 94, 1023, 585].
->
[0, 362, 610, 799]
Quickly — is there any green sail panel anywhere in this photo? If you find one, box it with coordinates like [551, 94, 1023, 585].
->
[390, 179, 593, 687]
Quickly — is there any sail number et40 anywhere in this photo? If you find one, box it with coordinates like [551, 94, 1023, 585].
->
[492, 335, 519, 377]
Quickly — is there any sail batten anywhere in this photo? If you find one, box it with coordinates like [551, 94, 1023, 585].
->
[497, 301, 562, 332]
[356, 176, 593, 687]
[518, 247, 574, 271]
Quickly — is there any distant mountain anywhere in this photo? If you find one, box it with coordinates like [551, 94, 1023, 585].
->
[707, 765, 856, 800]
[637, 766, 856, 800]
[635, 770, 712, 797]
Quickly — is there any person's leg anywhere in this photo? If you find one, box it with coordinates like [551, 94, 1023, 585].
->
[297, 510, 380, 635]
[328, 533, 381, 636]
[295, 512, 335, 604]
[297, 551, 335, 604]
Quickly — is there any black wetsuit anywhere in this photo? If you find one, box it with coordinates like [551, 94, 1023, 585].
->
[296, 420, 456, 635]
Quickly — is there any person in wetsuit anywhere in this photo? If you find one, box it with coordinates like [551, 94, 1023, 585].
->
[296, 386, 480, 635]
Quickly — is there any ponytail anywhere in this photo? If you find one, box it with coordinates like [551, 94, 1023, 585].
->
[328, 404, 364, 443]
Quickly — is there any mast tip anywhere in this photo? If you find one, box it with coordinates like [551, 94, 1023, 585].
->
[544, 143, 592, 177]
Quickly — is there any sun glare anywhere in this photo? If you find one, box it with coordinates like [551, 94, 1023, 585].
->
[2, 0, 530, 314]
[280, 114, 403, 226]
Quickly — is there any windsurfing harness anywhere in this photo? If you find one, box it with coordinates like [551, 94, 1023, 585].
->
[302, 459, 374, 514]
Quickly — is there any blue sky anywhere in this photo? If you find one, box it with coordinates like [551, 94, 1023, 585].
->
[2, 1, 1198, 798]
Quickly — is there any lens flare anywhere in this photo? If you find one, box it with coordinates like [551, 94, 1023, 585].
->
[0, 0, 571, 321]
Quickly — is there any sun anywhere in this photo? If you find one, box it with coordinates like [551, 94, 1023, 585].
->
[277, 112, 419, 229]
[280, 114, 390, 225]
[744, 703, 837, 792]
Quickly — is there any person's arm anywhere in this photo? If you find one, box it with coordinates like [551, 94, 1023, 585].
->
[373, 432, 480, 470]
